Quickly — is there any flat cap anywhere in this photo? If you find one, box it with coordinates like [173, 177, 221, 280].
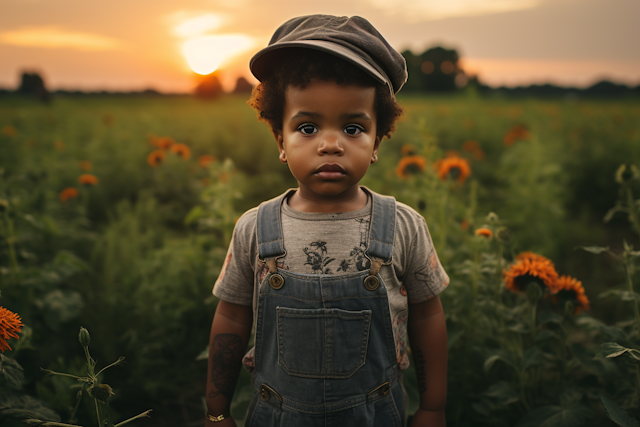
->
[250, 15, 408, 94]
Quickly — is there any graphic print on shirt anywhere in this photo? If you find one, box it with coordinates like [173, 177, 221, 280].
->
[304, 241, 335, 274]
[301, 217, 371, 274]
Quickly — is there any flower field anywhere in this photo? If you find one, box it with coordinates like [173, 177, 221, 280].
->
[1, 92, 640, 426]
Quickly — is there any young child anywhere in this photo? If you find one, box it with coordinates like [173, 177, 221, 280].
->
[206, 15, 449, 427]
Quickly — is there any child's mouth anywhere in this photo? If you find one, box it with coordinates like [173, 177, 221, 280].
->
[315, 164, 346, 180]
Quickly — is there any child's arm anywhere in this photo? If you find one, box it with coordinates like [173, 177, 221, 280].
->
[205, 300, 253, 427]
[407, 295, 448, 427]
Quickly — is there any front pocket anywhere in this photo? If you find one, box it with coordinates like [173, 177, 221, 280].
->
[277, 307, 372, 379]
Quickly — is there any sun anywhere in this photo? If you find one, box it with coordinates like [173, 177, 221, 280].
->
[182, 34, 253, 75]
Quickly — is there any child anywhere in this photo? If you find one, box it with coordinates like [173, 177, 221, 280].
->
[206, 15, 449, 427]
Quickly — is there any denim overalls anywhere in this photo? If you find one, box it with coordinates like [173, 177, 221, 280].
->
[245, 189, 405, 427]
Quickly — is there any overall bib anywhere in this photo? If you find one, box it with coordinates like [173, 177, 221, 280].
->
[246, 190, 405, 427]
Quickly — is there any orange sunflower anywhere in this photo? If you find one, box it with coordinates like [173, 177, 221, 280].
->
[78, 174, 99, 186]
[79, 160, 92, 172]
[516, 252, 552, 264]
[435, 156, 471, 183]
[553, 275, 590, 314]
[59, 187, 79, 202]
[156, 137, 175, 150]
[503, 124, 531, 146]
[147, 150, 166, 167]
[400, 144, 418, 156]
[462, 140, 480, 152]
[170, 143, 191, 160]
[475, 228, 492, 238]
[503, 257, 560, 294]
[396, 155, 427, 179]
[0, 306, 23, 352]
[198, 154, 216, 168]
[2, 125, 17, 137]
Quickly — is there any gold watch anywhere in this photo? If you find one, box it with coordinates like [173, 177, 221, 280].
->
[206, 411, 230, 422]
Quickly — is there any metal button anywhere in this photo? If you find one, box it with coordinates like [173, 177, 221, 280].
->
[363, 275, 379, 291]
[260, 385, 271, 401]
[269, 274, 284, 289]
[380, 383, 390, 396]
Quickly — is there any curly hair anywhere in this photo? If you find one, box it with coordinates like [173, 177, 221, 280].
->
[248, 49, 404, 139]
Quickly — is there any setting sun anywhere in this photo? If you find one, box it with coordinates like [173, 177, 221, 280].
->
[182, 34, 253, 75]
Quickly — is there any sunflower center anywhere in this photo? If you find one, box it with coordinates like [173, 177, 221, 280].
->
[448, 167, 461, 180]
[514, 274, 546, 292]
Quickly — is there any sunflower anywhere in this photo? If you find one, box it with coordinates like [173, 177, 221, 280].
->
[147, 150, 166, 167]
[396, 155, 427, 179]
[2, 125, 17, 137]
[462, 140, 480, 152]
[503, 257, 560, 294]
[78, 174, 99, 185]
[436, 156, 471, 183]
[400, 144, 417, 156]
[156, 137, 175, 150]
[198, 154, 216, 168]
[553, 275, 590, 314]
[516, 252, 552, 264]
[475, 228, 492, 238]
[79, 160, 92, 172]
[503, 124, 530, 146]
[59, 187, 79, 202]
[0, 306, 23, 352]
[170, 143, 191, 160]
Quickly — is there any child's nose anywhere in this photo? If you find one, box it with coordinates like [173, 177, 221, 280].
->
[318, 133, 344, 155]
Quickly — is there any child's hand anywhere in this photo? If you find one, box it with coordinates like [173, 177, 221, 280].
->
[409, 408, 446, 427]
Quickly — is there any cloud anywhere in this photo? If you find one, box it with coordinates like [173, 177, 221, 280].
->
[362, 0, 541, 21]
[0, 27, 125, 51]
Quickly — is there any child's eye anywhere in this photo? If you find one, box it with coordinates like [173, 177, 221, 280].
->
[344, 125, 364, 136]
[297, 124, 318, 135]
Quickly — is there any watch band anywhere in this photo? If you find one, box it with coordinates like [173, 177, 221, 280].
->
[207, 411, 230, 422]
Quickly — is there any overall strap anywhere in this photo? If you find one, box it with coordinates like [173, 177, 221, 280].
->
[257, 190, 292, 265]
[365, 190, 396, 271]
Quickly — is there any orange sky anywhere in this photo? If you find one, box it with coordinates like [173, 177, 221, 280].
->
[1, 0, 639, 92]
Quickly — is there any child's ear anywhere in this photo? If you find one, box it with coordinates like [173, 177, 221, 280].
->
[370, 135, 382, 164]
[273, 129, 287, 164]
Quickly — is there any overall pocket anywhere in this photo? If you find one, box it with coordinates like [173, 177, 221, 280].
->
[276, 307, 372, 378]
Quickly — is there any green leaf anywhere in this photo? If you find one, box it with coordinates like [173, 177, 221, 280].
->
[538, 311, 563, 325]
[184, 206, 206, 225]
[483, 381, 519, 406]
[599, 290, 640, 302]
[598, 342, 640, 361]
[484, 354, 518, 374]
[535, 330, 558, 342]
[0, 354, 25, 389]
[515, 402, 593, 427]
[604, 204, 626, 223]
[601, 394, 640, 427]
[0, 389, 60, 422]
[578, 245, 611, 255]
[522, 346, 543, 371]
[195, 347, 208, 361]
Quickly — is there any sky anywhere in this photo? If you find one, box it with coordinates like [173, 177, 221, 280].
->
[1, 0, 639, 93]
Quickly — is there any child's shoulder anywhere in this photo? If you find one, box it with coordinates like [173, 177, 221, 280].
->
[233, 207, 259, 237]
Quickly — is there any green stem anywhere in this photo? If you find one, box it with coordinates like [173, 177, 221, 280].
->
[113, 410, 152, 427]
[3, 208, 20, 283]
[624, 259, 640, 335]
[530, 303, 537, 343]
[95, 398, 103, 427]
[625, 184, 640, 240]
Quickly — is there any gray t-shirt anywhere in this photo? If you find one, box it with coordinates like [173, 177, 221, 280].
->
[213, 189, 449, 370]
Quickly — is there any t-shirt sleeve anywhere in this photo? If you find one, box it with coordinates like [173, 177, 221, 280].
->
[397, 204, 449, 303]
[212, 209, 257, 306]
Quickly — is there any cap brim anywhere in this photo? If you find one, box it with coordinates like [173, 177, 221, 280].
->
[250, 40, 391, 91]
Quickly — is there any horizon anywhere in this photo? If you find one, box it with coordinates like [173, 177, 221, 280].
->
[2, 0, 639, 93]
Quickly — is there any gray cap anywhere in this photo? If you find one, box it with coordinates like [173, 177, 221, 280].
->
[250, 15, 408, 94]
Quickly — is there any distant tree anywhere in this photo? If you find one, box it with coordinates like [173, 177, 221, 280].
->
[402, 46, 462, 92]
[18, 71, 50, 102]
[195, 73, 223, 99]
[233, 77, 253, 94]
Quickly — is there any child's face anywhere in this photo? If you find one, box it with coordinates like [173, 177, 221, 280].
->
[274, 79, 381, 202]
